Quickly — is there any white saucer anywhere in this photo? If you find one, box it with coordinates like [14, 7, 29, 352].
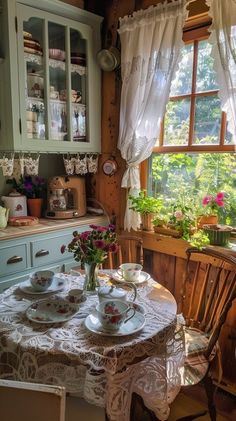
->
[111, 270, 150, 285]
[26, 297, 78, 324]
[84, 310, 145, 336]
[19, 277, 66, 295]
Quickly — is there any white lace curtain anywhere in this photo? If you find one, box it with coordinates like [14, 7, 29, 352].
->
[207, 0, 236, 144]
[117, 0, 189, 231]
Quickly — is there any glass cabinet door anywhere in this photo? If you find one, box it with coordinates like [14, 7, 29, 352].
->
[23, 17, 46, 141]
[70, 29, 86, 142]
[17, 4, 91, 150]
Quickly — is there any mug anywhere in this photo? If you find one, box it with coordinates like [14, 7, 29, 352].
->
[119, 263, 143, 282]
[96, 299, 136, 331]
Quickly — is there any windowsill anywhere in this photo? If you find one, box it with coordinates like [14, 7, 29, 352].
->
[136, 230, 236, 259]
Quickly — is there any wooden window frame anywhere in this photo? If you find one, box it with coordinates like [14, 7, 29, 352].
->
[140, 19, 235, 189]
[154, 24, 233, 153]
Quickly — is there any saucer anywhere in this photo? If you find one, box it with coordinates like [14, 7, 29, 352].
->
[19, 277, 65, 295]
[26, 298, 78, 324]
[111, 271, 150, 285]
[84, 311, 145, 336]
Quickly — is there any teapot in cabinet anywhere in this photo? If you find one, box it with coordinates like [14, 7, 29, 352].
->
[0, 206, 10, 228]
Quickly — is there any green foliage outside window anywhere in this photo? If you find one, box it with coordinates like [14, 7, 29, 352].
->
[149, 153, 236, 226]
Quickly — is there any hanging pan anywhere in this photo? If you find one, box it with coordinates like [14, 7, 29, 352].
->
[97, 28, 120, 72]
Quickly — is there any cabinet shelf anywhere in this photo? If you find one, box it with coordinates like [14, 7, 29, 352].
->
[24, 52, 86, 75]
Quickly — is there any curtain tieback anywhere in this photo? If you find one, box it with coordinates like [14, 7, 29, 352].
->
[126, 163, 139, 169]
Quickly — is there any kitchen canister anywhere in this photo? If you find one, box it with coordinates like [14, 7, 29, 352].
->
[1, 193, 27, 217]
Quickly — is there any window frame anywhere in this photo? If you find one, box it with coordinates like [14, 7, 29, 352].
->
[152, 23, 233, 154]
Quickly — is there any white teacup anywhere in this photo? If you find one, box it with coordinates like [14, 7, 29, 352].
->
[67, 288, 84, 304]
[119, 263, 143, 282]
[30, 270, 54, 292]
[96, 299, 136, 331]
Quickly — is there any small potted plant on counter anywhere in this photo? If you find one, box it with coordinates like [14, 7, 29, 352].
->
[7, 176, 46, 218]
[129, 190, 163, 231]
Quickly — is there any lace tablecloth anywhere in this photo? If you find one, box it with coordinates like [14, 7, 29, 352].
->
[0, 273, 184, 421]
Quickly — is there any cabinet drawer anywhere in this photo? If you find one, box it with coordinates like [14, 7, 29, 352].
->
[31, 234, 72, 268]
[0, 244, 27, 275]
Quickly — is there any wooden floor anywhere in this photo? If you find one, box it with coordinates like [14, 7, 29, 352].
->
[169, 385, 236, 421]
[66, 385, 236, 421]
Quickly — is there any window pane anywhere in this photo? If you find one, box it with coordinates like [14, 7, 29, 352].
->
[170, 44, 193, 96]
[196, 40, 218, 92]
[193, 96, 221, 145]
[225, 122, 236, 145]
[164, 99, 190, 146]
[148, 153, 236, 225]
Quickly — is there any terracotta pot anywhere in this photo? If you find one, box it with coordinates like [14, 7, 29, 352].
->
[198, 215, 218, 228]
[141, 213, 155, 231]
[27, 198, 43, 218]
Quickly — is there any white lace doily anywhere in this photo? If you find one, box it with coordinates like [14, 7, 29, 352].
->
[0, 273, 184, 421]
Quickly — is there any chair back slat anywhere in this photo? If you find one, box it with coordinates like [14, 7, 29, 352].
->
[206, 272, 235, 332]
[107, 235, 143, 269]
[181, 247, 236, 351]
[200, 265, 224, 331]
[193, 263, 211, 323]
[186, 261, 201, 320]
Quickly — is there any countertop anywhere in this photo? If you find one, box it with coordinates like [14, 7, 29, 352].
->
[0, 215, 108, 241]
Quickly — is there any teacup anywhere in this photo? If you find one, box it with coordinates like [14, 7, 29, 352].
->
[67, 288, 84, 304]
[119, 263, 143, 282]
[96, 299, 136, 331]
[30, 270, 54, 292]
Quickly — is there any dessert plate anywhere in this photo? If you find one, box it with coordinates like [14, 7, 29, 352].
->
[26, 298, 78, 324]
[111, 271, 150, 285]
[19, 277, 65, 295]
[84, 309, 145, 336]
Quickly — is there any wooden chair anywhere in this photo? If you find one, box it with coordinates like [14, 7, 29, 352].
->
[0, 380, 66, 421]
[176, 247, 236, 421]
[107, 234, 144, 269]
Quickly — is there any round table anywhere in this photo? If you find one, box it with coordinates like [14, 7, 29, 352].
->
[0, 272, 184, 421]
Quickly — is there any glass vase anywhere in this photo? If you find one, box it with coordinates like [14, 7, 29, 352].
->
[84, 262, 99, 293]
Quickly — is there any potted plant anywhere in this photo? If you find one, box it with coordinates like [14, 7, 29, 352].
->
[129, 190, 163, 231]
[198, 192, 225, 227]
[7, 176, 46, 218]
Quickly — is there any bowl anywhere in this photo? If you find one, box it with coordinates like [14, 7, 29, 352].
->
[30, 270, 54, 292]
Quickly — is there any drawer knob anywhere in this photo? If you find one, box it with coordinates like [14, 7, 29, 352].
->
[7, 255, 23, 264]
[35, 249, 50, 258]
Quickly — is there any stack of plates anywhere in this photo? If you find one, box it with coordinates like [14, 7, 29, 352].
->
[24, 31, 43, 55]
[71, 52, 86, 66]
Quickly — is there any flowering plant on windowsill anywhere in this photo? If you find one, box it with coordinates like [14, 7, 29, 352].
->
[61, 224, 118, 265]
[201, 192, 225, 216]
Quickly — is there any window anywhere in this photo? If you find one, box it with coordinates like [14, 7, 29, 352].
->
[147, 25, 236, 226]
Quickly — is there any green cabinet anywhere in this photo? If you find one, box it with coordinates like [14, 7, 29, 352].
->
[0, 0, 102, 153]
[0, 222, 91, 292]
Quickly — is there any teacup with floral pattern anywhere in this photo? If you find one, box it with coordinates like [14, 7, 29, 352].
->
[30, 270, 54, 292]
[96, 299, 135, 331]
